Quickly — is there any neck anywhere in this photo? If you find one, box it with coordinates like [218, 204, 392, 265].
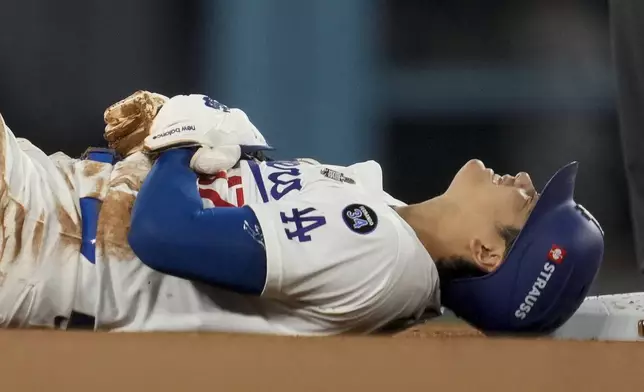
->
[395, 196, 465, 260]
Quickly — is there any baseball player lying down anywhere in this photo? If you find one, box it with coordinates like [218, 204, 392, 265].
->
[0, 91, 603, 335]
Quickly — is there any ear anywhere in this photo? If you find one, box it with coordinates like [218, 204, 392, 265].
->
[469, 238, 504, 272]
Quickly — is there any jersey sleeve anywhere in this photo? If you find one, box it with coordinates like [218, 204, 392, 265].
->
[129, 149, 268, 295]
[1, 115, 46, 202]
[0, 115, 78, 210]
[248, 193, 438, 332]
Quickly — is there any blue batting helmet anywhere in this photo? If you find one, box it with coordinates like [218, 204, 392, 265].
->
[440, 162, 604, 335]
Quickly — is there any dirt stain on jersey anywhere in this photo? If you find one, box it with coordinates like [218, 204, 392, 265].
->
[0, 119, 25, 262]
[96, 154, 151, 261]
[31, 212, 45, 261]
[0, 232, 7, 265]
[0, 189, 7, 264]
[110, 175, 143, 191]
[0, 198, 26, 265]
[111, 155, 150, 191]
[55, 163, 76, 192]
[58, 166, 74, 190]
[56, 204, 81, 249]
[11, 200, 26, 262]
[62, 173, 74, 191]
[97, 190, 136, 261]
[82, 161, 105, 178]
[85, 177, 106, 199]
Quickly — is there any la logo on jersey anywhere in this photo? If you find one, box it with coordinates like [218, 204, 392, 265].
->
[548, 244, 566, 264]
[342, 204, 378, 234]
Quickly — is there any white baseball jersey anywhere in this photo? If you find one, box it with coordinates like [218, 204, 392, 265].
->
[97, 158, 440, 334]
[109, 158, 440, 334]
[245, 159, 441, 333]
[0, 114, 112, 329]
[0, 112, 441, 335]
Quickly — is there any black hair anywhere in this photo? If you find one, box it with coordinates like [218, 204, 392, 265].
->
[244, 150, 272, 162]
[498, 226, 521, 258]
[435, 225, 521, 289]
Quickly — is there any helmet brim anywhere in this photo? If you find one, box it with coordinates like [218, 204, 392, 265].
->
[504, 161, 579, 259]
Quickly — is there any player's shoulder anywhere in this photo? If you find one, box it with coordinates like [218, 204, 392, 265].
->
[307, 158, 390, 196]
[329, 200, 425, 264]
[361, 203, 438, 300]
[332, 203, 440, 331]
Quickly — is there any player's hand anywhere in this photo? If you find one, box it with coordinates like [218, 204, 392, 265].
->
[104, 90, 169, 157]
[189, 145, 243, 174]
[144, 94, 266, 153]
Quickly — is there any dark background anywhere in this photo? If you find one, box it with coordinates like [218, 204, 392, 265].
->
[0, 0, 639, 293]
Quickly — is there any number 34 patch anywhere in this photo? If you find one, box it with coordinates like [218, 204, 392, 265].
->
[342, 204, 378, 234]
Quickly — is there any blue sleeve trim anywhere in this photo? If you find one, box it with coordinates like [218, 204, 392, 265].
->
[128, 149, 267, 295]
[247, 160, 269, 203]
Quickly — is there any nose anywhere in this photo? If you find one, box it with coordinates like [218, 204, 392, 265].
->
[466, 159, 486, 170]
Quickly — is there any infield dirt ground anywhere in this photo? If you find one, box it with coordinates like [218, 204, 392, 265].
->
[2, 321, 643, 392]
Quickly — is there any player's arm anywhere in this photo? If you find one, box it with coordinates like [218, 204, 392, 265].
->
[128, 148, 268, 295]
[0, 114, 80, 211]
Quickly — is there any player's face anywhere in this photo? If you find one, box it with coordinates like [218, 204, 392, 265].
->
[444, 159, 538, 272]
